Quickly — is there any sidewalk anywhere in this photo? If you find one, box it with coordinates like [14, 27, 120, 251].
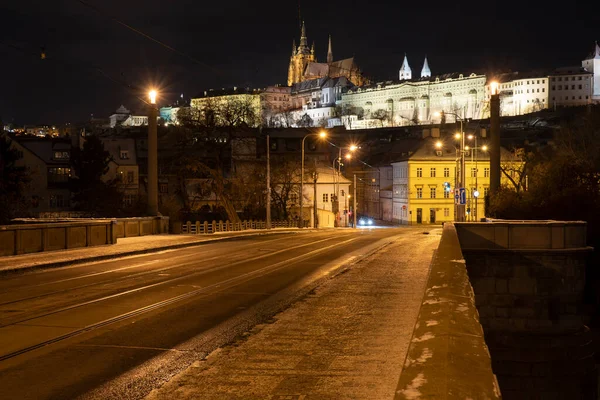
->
[0, 228, 307, 275]
[145, 229, 441, 400]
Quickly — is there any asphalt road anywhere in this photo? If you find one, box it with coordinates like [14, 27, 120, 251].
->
[0, 227, 416, 400]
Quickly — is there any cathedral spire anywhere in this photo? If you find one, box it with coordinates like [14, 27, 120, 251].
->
[421, 55, 431, 78]
[327, 35, 333, 64]
[399, 53, 412, 81]
[299, 21, 308, 48]
[311, 41, 315, 55]
[292, 39, 296, 56]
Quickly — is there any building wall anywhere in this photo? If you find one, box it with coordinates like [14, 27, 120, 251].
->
[496, 76, 549, 116]
[582, 55, 600, 100]
[338, 74, 487, 128]
[548, 73, 593, 108]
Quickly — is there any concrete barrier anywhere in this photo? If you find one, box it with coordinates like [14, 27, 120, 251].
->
[0, 220, 117, 256]
[395, 223, 501, 399]
[455, 220, 597, 400]
[113, 217, 169, 238]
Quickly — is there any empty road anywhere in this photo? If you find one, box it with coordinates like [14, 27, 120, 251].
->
[0, 227, 427, 399]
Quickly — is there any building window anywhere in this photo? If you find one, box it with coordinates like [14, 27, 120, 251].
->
[416, 168, 422, 177]
[443, 190, 450, 199]
[120, 150, 129, 159]
[444, 208, 450, 217]
[159, 183, 168, 193]
[579, 85, 582, 90]
[471, 167, 477, 177]
[484, 187, 490, 197]
[430, 167, 436, 177]
[444, 167, 450, 177]
[341, 190, 345, 197]
[430, 187, 436, 199]
[331, 193, 335, 202]
[49, 194, 66, 208]
[416, 187, 423, 199]
[127, 171, 134, 183]
[53, 151, 69, 160]
[484, 167, 490, 177]
[123, 194, 135, 206]
[323, 193, 329, 202]
[47, 167, 71, 183]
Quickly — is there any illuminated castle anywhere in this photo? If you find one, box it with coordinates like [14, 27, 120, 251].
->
[287, 22, 367, 87]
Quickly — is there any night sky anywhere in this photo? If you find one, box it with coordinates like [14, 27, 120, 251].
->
[1, 0, 599, 125]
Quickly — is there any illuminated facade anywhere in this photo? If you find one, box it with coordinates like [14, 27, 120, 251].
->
[391, 137, 520, 225]
[287, 23, 367, 87]
[338, 71, 487, 128]
[582, 41, 600, 101]
[190, 88, 262, 127]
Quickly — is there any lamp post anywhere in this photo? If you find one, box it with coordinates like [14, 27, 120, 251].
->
[435, 111, 466, 222]
[147, 89, 159, 216]
[466, 134, 488, 222]
[328, 142, 357, 227]
[300, 131, 327, 228]
[266, 133, 271, 229]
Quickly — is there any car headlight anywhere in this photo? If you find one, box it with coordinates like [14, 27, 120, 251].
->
[367, 219, 373, 225]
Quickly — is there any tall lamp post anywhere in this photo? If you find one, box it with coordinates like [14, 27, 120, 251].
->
[435, 111, 466, 222]
[466, 135, 488, 222]
[329, 143, 357, 227]
[147, 89, 159, 216]
[300, 131, 327, 228]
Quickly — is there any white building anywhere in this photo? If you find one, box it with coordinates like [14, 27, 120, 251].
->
[338, 70, 487, 128]
[109, 105, 131, 128]
[548, 67, 594, 108]
[121, 115, 149, 127]
[582, 41, 600, 101]
[493, 72, 549, 116]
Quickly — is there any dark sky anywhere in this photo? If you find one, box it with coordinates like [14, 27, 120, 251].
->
[1, 0, 599, 125]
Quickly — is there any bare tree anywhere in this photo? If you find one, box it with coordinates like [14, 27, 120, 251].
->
[500, 147, 530, 193]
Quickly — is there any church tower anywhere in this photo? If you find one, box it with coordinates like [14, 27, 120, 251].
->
[287, 21, 317, 86]
[582, 41, 600, 100]
[421, 56, 431, 78]
[327, 35, 333, 64]
[399, 54, 412, 80]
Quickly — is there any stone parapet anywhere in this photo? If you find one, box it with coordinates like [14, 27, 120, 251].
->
[395, 223, 501, 399]
[455, 221, 597, 399]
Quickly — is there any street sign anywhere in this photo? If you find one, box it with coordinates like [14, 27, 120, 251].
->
[459, 187, 466, 205]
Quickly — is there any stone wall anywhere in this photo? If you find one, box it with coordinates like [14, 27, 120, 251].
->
[395, 223, 500, 399]
[455, 221, 597, 399]
[113, 217, 169, 238]
[0, 220, 117, 256]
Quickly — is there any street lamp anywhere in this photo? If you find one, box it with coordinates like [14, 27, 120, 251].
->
[328, 142, 357, 227]
[434, 111, 467, 221]
[147, 89, 159, 216]
[300, 130, 327, 228]
[467, 134, 488, 222]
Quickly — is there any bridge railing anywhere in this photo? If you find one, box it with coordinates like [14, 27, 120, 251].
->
[180, 219, 307, 234]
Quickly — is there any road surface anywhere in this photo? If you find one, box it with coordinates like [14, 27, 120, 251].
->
[0, 227, 419, 399]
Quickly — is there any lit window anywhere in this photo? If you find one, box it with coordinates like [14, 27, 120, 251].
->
[430, 168, 436, 177]
[416, 168, 422, 177]
[430, 187, 436, 199]
[484, 167, 490, 177]
[444, 167, 450, 177]
[120, 150, 129, 159]
[416, 187, 423, 198]
[323, 193, 329, 202]
[443, 190, 450, 199]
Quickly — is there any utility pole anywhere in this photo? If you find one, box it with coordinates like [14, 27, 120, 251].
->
[313, 167, 318, 228]
[147, 90, 158, 216]
[490, 83, 501, 193]
[266, 133, 271, 229]
[353, 174, 357, 228]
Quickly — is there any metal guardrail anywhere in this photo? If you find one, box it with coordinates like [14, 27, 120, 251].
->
[180, 220, 303, 234]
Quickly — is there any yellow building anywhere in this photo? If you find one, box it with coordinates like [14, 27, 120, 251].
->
[190, 87, 262, 127]
[391, 136, 521, 224]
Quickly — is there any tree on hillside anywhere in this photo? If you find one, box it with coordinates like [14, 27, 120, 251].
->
[0, 135, 30, 223]
[70, 135, 123, 215]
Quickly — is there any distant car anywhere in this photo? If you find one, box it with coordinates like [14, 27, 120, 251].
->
[358, 217, 374, 226]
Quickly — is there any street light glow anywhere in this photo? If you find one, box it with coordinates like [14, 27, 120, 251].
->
[465, 145, 470, 151]
[433, 111, 441, 118]
[345, 153, 352, 159]
[490, 81, 499, 95]
[319, 131, 327, 138]
[482, 145, 488, 151]
[349, 144, 358, 151]
[435, 141, 443, 149]
[149, 90, 157, 104]
[454, 133, 461, 140]
[468, 134, 474, 140]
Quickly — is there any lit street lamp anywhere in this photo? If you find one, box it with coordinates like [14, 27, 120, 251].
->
[147, 89, 159, 216]
[300, 131, 327, 228]
[434, 111, 467, 221]
[329, 142, 357, 227]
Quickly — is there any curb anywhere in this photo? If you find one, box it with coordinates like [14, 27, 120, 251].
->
[0, 229, 317, 276]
